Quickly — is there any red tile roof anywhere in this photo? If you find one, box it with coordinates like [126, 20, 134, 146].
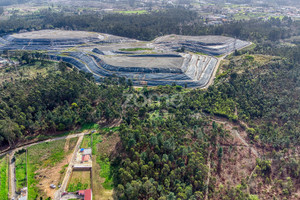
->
[82, 155, 90, 162]
[84, 189, 92, 200]
[78, 189, 92, 200]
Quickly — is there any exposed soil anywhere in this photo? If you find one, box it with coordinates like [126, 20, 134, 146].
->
[35, 153, 72, 199]
[92, 157, 114, 200]
[211, 116, 300, 200]
[64, 138, 70, 152]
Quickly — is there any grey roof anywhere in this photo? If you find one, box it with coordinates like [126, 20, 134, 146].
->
[83, 148, 92, 155]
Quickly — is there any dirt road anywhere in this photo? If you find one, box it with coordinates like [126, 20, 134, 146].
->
[9, 151, 17, 200]
[54, 135, 84, 200]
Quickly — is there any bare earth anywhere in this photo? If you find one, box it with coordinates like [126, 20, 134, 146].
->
[36, 153, 72, 199]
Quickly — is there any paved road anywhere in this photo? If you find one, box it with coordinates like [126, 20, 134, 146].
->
[54, 135, 84, 200]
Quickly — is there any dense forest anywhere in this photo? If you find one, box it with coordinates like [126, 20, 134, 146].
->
[0, 7, 299, 200]
[0, 8, 299, 42]
[0, 59, 127, 148]
[110, 44, 299, 199]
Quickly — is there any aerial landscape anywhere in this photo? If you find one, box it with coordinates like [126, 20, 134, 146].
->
[0, 0, 299, 200]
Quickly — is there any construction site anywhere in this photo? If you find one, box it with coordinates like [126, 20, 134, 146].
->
[0, 30, 250, 88]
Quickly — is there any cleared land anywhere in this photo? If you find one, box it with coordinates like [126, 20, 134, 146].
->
[27, 138, 78, 200]
[0, 155, 8, 200]
[11, 30, 102, 40]
[0, 30, 250, 87]
[100, 55, 183, 69]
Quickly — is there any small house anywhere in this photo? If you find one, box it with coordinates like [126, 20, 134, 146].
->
[83, 148, 92, 156]
[78, 189, 92, 200]
[82, 155, 90, 162]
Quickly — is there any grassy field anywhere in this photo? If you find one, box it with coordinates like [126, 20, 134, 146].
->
[67, 171, 91, 192]
[0, 155, 8, 200]
[15, 150, 27, 192]
[81, 134, 92, 148]
[92, 131, 120, 199]
[92, 133, 103, 155]
[27, 138, 77, 200]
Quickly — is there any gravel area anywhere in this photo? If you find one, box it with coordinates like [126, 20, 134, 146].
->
[0, 30, 251, 87]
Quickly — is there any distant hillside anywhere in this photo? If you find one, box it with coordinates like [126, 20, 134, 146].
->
[0, 0, 30, 6]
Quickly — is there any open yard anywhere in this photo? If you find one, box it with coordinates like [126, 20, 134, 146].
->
[0, 155, 8, 200]
[27, 138, 78, 200]
[15, 150, 27, 192]
[92, 130, 120, 199]
[67, 171, 91, 192]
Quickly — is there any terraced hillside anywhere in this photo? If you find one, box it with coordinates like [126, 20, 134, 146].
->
[0, 30, 250, 87]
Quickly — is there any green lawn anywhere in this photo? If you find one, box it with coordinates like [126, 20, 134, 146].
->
[27, 139, 67, 200]
[15, 150, 27, 192]
[0, 155, 8, 200]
